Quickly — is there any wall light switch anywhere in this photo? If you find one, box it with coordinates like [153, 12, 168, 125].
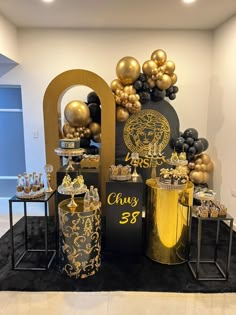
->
[33, 130, 39, 138]
[231, 188, 236, 197]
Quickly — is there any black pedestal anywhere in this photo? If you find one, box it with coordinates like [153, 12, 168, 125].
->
[105, 176, 144, 254]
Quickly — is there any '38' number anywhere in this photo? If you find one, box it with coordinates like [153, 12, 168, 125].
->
[119, 211, 141, 225]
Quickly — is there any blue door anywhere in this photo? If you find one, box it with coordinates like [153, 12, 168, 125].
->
[0, 85, 26, 210]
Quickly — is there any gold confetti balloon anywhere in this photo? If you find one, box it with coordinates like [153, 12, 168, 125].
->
[116, 56, 141, 85]
[64, 100, 90, 127]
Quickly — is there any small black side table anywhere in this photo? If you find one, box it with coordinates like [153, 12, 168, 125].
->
[188, 207, 234, 280]
[9, 191, 57, 271]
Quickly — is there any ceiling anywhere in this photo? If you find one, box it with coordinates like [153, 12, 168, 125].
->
[0, 0, 236, 30]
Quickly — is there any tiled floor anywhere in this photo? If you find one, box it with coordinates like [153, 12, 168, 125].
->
[0, 291, 236, 315]
[1, 208, 236, 314]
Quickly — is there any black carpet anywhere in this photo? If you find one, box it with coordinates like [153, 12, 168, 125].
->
[0, 216, 236, 292]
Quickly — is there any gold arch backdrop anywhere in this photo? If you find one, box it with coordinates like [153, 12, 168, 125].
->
[43, 69, 116, 212]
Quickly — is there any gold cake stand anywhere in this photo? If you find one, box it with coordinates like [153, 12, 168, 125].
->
[55, 148, 85, 171]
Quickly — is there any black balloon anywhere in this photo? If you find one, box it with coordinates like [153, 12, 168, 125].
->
[183, 143, 189, 152]
[87, 91, 100, 105]
[134, 80, 143, 90]
[174, 136, 185, 152]
[188, 146, 197, 155]
[186, 137, 194, 146]
[173, 86, 179, 93]
[142, 82, 150, 91]
[198, 137, 209, 151]
[139, 91, 151, 103]
[183, 128, 198, 140]
[151, 87, 165, 101]
[87, 145, 99, 155]
[88, 103, 101, 123]
[138, 73, 147, 82]
[169, 93, 176, 100]
[80, 138, 91, 148]
[193, 140, 204, 154]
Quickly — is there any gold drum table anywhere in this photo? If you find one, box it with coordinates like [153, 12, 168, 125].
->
[145, 179, 193, 264]
[58, 198, 101, 278]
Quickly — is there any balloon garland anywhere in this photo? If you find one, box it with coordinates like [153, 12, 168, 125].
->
[61, 91, 101, 153]
[111, 49, 179, 122]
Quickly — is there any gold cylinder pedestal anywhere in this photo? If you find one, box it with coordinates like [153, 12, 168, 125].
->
[58, 198, 101, 278]
[146, 179, 193, 264]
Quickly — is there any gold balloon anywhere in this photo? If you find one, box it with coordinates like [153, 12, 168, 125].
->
[200, 154, 210, 165]
[206, 161, 214, 172]
[171, 73, 178, 85]
[62, 123, 72, 136]
[111, 79, 123, 92]
[123, 85, 136, 95]
[147, 78, 156, 88]
[84, 128, 92, 138]
[165, 60, 176, 75]
[156, 74, 172, 90]
[195, 158, 202, 165]
[194, 164, 201, 172]
[116, 56, 141, 85]
[202, 172, 209, 183]
[89, 122, 101, 135]
[116, 106, 130, 122]
[188, 162, 195, 170]
[190, 170, 203, 184]
[142, 60, 157, 76]
[93, 133, 101, 143]
[151, 49, 167, 66]
[64, 100, 90, 127]
[200, 164, 207, 172]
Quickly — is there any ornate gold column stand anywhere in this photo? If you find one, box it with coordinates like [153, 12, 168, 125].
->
[145, 178, 193, 264]
[58, 198, 101, 278]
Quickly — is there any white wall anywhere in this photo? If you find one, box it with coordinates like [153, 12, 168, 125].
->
[0, 28, 212, 175]
[209, 15, 236, 219]
[0, 14, 19, 63]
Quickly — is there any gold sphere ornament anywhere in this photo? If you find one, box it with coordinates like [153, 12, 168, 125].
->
[89, 122, 101, 135]
[171, 73, 178, 85]
[116, 106, 130, 122]
[151, 49, 167, 66]
[111, 79, 123, 92]
[64, 100, 90, 127]
[116, 56, 141, 85]
[165, 60, 176, 75]
[156, 74, 172, 90]
[142, 60, 157, 76]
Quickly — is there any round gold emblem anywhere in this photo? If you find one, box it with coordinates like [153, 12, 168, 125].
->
[123, 109, 170, 157]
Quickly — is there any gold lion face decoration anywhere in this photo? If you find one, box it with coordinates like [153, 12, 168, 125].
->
[123, 109, 170, 158]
